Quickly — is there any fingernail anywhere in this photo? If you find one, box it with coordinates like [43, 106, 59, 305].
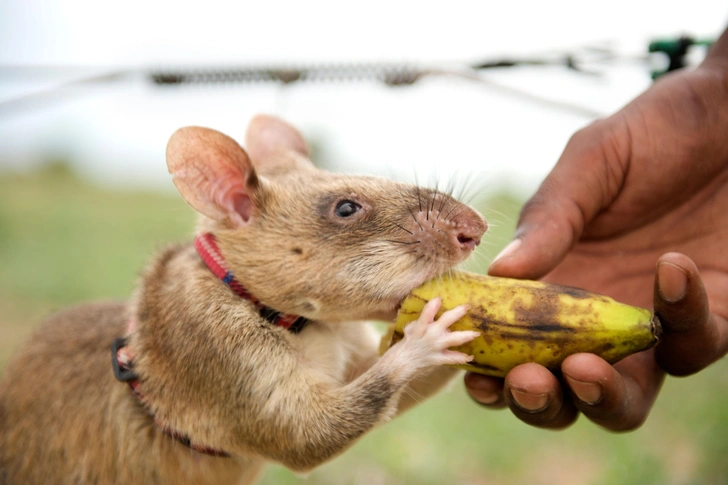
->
[490, 238, 522, 267]
[465, 374, 500, 404]
[657, 262, 688, 303]
[469, 388, 500, 405]
[510, 389, 549, 413]
[564, 376, 602, 405]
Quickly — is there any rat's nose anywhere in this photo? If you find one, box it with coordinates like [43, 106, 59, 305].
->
[455, 214, 487, 251]
[457, 232, 481, 251]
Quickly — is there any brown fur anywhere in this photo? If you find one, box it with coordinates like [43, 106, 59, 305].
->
[0, 115, 487, 484]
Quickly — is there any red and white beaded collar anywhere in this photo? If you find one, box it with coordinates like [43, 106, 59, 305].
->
[111, 233, 309, 457]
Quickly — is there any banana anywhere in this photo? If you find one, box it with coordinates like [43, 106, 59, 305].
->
[388, 271, 661, 377]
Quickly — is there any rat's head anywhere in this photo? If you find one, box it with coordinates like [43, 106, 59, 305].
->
[166, 115, 487, 321]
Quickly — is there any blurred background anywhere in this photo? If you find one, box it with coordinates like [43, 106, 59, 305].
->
[1, 1, 727, 484]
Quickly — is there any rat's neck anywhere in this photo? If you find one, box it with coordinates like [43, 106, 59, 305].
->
[111, 234, 310, 457]
[194, 232, 309, 333]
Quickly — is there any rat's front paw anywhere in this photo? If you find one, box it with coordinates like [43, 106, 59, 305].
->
[396, 297, 479, 369]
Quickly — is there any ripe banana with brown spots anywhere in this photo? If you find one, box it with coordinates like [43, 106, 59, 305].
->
[387, 271, 661, 377]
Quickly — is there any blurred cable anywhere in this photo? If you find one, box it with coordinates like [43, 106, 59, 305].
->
[0, 62, 607, 119]
[0, 68, 137, 115]
[0, 38, 712, 119]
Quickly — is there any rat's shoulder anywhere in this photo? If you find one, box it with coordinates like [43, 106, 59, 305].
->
[139, 243, 195, 283]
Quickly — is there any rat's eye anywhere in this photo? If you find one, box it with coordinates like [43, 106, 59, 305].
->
[335, 200, 361, 218]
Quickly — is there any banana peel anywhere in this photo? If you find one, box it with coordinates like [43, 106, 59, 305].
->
[385, 271, 661, 377]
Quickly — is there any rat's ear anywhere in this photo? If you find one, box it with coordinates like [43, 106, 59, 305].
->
[166, 126, 259, 227]
[245, 114, 312, 168]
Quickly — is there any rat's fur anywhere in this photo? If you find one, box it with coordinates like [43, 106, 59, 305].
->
[0, 115, 487, 485]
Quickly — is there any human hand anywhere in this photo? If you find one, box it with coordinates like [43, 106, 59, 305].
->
[465, 29, 728, 431]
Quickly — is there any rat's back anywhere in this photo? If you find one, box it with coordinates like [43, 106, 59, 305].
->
[0, 302, 128, 483]
[0, 302, 256, 485]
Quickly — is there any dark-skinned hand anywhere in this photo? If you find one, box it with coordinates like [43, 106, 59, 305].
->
[465, 27, 728, 431]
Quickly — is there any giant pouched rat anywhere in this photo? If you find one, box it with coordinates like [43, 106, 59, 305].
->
[0, 115, 487, 485]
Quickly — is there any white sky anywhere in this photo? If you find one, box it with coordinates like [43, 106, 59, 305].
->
[0, 0, 726, 196]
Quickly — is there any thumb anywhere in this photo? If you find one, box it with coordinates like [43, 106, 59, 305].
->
[488, 120, 628, 280]
[653, 252, 728, 376]
[486, 192, 582, 280]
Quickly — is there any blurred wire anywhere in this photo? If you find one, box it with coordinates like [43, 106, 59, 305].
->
[0, 69, 138, 115]
[0, 40, 705, 119]
[0, 63, 604, 119]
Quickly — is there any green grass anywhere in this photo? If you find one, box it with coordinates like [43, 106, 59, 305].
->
[1, 165, 726, 485]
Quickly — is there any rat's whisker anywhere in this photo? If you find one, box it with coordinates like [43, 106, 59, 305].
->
[414, 174, 423, 213]
[437, 190, 449, 214]
[392, 223, 414, 235]
[408, 208, 424, 231]
[448, 210, 464, 224]
[443, 204, 459, 222]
